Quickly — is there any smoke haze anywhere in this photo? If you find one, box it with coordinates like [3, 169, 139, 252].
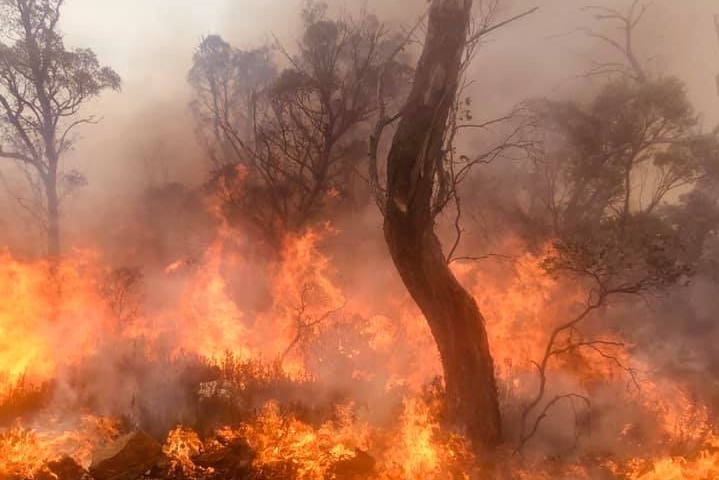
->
[8, 0, 710, 256]
[2, 1, 719, 477]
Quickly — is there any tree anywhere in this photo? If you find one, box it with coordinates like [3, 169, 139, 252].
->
[189, 3, 410, 249]
[0, 0, 120, 257]
[512, 1, 719, 450]
[517, 219, 692, 451]
[381, 0, 502, 453]
[531, 76, 705, 238]
[514, 1, 717, 245]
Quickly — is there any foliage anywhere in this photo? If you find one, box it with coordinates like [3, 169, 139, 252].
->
[541, 216, 692, 297]
[0, 0, 121, 168]
[188, 3, 411, 248]
[530, 77, 709, 236]
[510, 3, 719, 449]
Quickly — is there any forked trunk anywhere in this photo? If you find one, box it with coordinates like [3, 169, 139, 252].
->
[383, 0, 501, 452]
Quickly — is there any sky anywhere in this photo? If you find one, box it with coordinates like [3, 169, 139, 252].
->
[54, 0, 719, 136]
[55, 0, 719, 124]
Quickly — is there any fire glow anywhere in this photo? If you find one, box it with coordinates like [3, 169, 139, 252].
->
[0, 227, 716, 479]
[0, 0, 718, 478]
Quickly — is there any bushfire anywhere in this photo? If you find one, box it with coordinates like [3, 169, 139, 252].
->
[0, 0, 718, 479]
[0, 224, 716, 479]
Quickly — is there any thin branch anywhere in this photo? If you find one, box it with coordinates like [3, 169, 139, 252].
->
[281, 284, 346, 363]
[516, 393, 591, 453]
[454, 113, 515, 132]
[445, 192, 463, 263]
[57, 116, 101, 154]
[0, 146, 35, 164]
[580, 1, 649, 83]
[448, 253, 514, 264]
[467, 7, 539, 44]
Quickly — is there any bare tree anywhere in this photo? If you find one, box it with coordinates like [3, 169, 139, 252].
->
[100, 267, 144, 329]
[0, 0, 120, 257]
[189, 3, 410, 249]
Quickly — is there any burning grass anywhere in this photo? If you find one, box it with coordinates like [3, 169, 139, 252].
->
[0, 230, 717, 479]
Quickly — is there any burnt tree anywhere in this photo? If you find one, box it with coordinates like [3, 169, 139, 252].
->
[382, 0, 501, 451]
[189, 5, 410, 249]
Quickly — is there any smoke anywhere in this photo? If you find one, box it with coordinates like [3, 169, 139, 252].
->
[5, 0, 708, 252]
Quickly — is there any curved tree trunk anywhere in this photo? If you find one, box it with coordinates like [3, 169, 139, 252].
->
[383, 0, 501, 452]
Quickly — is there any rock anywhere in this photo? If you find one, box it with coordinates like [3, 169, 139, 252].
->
[89, 431, 167, 480]
[36, 456, 88, 480]
[329, 449, 376, 480]
[192, 438, 255, 479]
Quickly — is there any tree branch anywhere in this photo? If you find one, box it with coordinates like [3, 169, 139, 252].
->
[467, 7, 539, 44]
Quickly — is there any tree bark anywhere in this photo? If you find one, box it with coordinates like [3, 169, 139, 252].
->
[383, 0, 501, 452]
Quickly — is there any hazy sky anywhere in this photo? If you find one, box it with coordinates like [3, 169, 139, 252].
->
[3, 0, 719, 251]
[59, 1, 416, 98]
[55, 0, 718, 106]
[61, 0, 719, 213]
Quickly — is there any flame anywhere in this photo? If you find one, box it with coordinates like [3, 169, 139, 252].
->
[237, 401, 365, 479]
[0, 249, 111, 391]
[378, 396, 475, 480]
[613, 435, 719, 479]
[150, 397, 474, 480]
[163, 426, 205, 474]
[169, 228, 251, 361]
[0, 223, 717, 478]
[0, 427, 47, 478]
[0, 415, 118, 476]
